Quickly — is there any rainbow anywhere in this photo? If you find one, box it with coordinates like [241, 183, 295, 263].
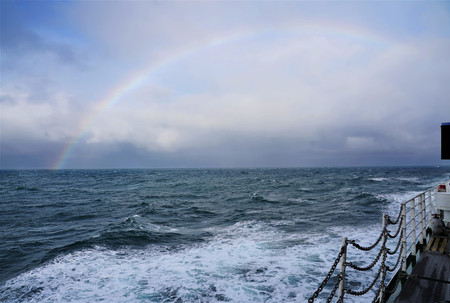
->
[52, 23, 386, 169]
[52, 29, 255, 170]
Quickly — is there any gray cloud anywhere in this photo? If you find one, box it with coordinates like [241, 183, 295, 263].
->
[1, 1, 449, 169]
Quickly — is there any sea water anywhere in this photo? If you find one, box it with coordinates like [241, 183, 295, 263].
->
[1, 167, 449, 302]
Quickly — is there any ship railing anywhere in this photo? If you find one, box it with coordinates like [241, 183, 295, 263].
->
[308, 181, 444, 303]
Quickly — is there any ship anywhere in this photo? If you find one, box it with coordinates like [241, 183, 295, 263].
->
[308, 180, 450, 303]
[309, 122, 450, 303]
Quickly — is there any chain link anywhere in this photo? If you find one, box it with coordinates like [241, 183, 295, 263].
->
[387, 204, 403, 225]
[326, 273, 343, 303]
[387, 239, 404, 272]
[371, 284, 382, 303]
[345, 247, 383, 271]
[378, 237, 388, 303]
[387, 229, 403, 255]
[387, 215, 403, 239]
[345, 264, 382, 296]
[346, 230, 383, 251]
[308, 244, 346, 303]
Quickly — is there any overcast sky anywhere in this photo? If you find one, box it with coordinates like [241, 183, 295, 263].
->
[1, 1, 450, 169]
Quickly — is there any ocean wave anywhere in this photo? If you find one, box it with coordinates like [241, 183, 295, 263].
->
[2, 167, 448, 303]
[0, 215, 420, 303]
[396, 177, 420, 183]
[0, 221, 341, 303]
[368, 177, 388, 182]
[249, 192, 281, 204]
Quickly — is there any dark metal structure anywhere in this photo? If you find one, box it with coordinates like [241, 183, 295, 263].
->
[442, 122, 450, 160]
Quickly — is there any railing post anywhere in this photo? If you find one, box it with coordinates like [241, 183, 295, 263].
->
[338, 237, 347, 300]
[401, 204, 408, 272]
[409, 199, 416, 258]
[423, 194, 427, 227]
[430, 189, 437, 213]
[379, 214, 386, 303]
[428, 189, 437, 214]
[418, 195, 424, 245]
[421, 194, 427, 241]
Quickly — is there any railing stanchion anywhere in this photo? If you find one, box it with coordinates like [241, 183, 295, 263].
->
[379, 214, 386, 303]
[409, 199, 416, 258]
[338, 237, 347, 300]
[418, 195, 424, 245]
[423, 193, 427, 229]
[401, 204, 407, 272]
[427, 190, 435, 214]
[430, 189, 437, 213]
[421, 194, 427, 241]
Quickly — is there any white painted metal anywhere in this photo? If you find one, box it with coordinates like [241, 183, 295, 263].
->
[421, 194, 427, 242]
[338, 237, 347, 299]
[379, 214, 386, 303]
[418, 195, 424, 245]
[436, 192, 450, 224]
[401, 204, 407, 272]
[409, 199, 416, 257]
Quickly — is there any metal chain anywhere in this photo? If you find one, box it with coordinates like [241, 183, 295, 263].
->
[340, 217, 404, 301]
[345, 264, 382, 296]
[387, 229, 403, 255]
[308, 244, 347, 303]
[387, 204, 403, 225]
[387, 239, 404, 272]
[378, 238, 388, 302]
[345, 225, 388, 298]
[345, 246, 383, 271]
[371, 284, 382, 303]
[346, 230, 383, 251]
[387, 215, 403, 239]
[326, 273, 343, 303]
[308, 202, 410, 302]
[386, 263, 406, 296]
[308, 186, 442, 303]
[336, 291, 345, 303]
[346, 224, 389, 272]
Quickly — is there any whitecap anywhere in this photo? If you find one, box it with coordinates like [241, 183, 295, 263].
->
[1, 221, 385, 303]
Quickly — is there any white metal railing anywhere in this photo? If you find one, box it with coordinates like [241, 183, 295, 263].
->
[308, 181, 448, 303]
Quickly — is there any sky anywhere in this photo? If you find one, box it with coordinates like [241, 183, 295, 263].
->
[1, 1, 450, 169]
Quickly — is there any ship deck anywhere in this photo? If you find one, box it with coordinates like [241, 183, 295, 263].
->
[394, 231, 450, 303]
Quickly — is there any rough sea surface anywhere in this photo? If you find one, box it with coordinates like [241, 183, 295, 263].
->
[1, 167, 449, 302]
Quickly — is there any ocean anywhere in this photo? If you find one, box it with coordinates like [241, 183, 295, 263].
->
[1, 167, 449, 302]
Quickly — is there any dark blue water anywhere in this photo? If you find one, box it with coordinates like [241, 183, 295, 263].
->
[1, 167, 449, 302]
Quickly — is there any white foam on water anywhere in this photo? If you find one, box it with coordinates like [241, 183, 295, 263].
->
[377, 191, 423, 219]
[1, 220, 397, 303]
[395, 177, 420, 183]
[368, 178, 388, 182]
[128, 215, 180, 233]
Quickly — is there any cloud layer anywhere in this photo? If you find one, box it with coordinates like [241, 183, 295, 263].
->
[1, 1, 450, 169]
